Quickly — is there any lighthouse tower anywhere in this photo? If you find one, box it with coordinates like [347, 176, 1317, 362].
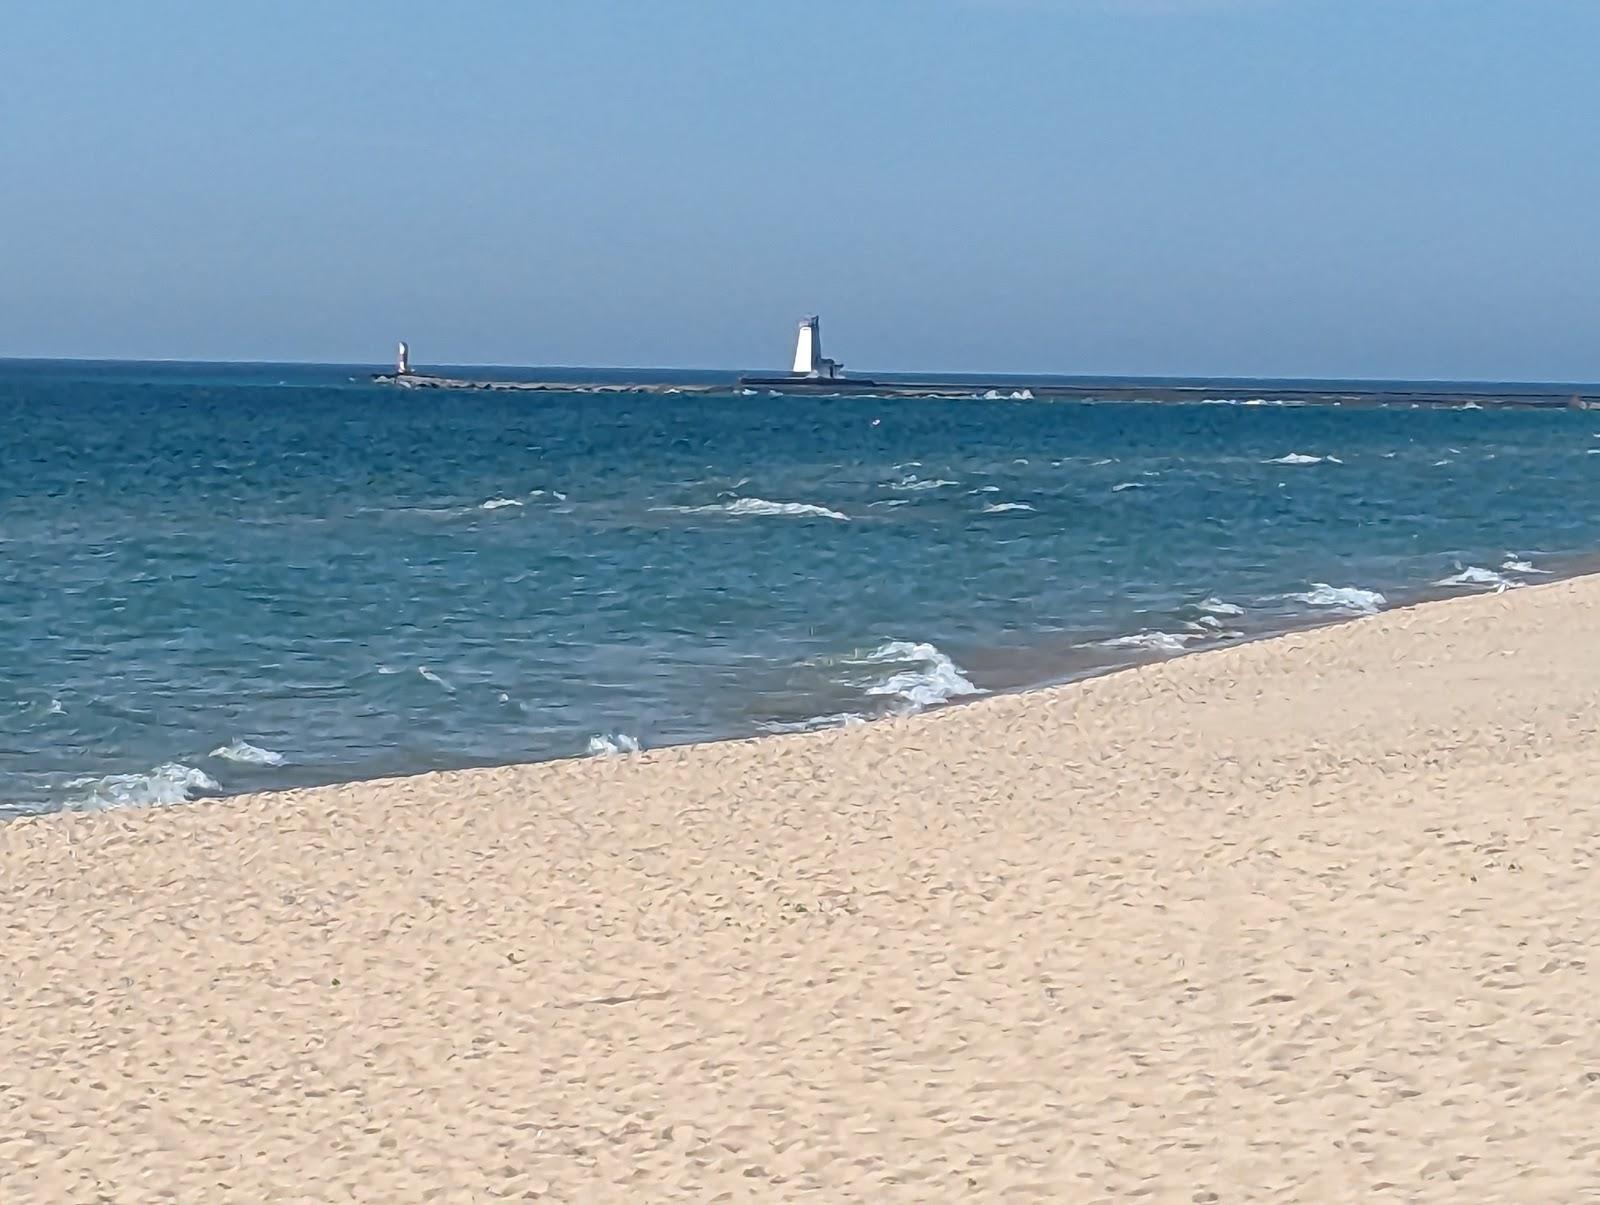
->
[791, 316, 842, 380]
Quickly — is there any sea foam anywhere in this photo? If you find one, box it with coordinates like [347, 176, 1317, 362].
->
[1098, 631, 1205, 654]
[68, 762, 222, 810]
[586, 733, 641, 757]
[1502, 556, 1549, 575]
[1198, 597, 1246, 617]
[480, 497, 524, 510]
[862, 640, 979, 712]
[1291, 583, 1387, 614]
[209, 740, 286, 766]
[1436, 566, 1522, 590]
[982, 502, 1035, 514]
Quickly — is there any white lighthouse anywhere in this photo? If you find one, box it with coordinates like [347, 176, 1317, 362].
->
[396, 341, 412, 375]
[791, 316, 843, 379]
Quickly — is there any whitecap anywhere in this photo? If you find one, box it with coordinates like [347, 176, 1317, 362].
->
[68, 762, 222, 811]
[586, 733, 641, 757]
[982, 502, 1035, 514]
[1265, 452, 1341, 466]
[868, 499, 910, 508]
[1198, 597, 1246, 617]
[1433, 459, 1452, 467]
[209, 740, 286, 766]
[859, 640, 979, 712]
[662, 497, 849, 521]
[44, 698, 65, 716]
[1436, 566, 1522, 590]
[1290, 583, 1387, 614]
[1111, 482, 1145, 492]
[1091, 457, 1117, 467]
[418, 666, 455, 692]
[885, 476, 959, 493]
[480, 497, 524, 511]
[969, 485, 1001, 494]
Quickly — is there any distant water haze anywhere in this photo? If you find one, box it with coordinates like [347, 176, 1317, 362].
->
[2, 359, 1595, 815]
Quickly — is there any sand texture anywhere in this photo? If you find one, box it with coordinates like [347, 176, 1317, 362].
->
[7, 579, 1600, 1202]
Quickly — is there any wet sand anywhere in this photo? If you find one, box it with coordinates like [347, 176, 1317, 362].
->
[6, 577, 1600, 1201]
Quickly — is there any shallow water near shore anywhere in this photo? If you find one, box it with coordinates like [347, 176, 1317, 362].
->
[5, 358, 1600, 816]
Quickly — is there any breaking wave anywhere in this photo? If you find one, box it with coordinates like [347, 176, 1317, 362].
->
[1436, 566, 1522, 590]
[586, 733, 641, 757]
[480, 497, 524, 511]
[418, 666, 455, 692]
[982, 502, 1035, 514]
[1111, 481, 1145, 492]
[1198, 596, 1246, 617]
[67, 762, 222, 811]
[1097, 631, 1205, 655]
[208, 740, 286, 766]
[885, 475, 959, 493]
[860, 640, 979, 712]
[661, 497, 849, 521]
[1265, 452, 1343, 466]
[1290, 583, 1387, 614]
[1502, 556, 1549, 575]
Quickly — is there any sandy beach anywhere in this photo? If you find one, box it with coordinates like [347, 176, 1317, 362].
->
[6, 578, 1600, 1201]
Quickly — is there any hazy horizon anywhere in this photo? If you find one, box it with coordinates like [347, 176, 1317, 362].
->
[6, 1, 1599, 380]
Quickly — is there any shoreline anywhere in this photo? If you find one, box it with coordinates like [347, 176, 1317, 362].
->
[8, 576, 1600, 1197]
[14, 546, 1581, 819]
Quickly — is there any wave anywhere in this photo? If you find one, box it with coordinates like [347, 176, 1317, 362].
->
[885, 476, 959, 493]
[860, 640, 979, 712]
[480, 497, 524, 511]
[1090, 458, 1118, 466]
[586, 733, 641, 757]
[67, 762, 222, 811]
[1198, 596, 1246, 617]
[868, 499, 910, 508]
[982, 502, 1035, 514]
[1111, 482, 1145, 492]
[208, 739, 286, 766]
[1097, 631, 1205, 654]
[660, 497, 849, 521]
[1265, 452, 1343, 466]
[1502, 556, 1549, 575]
[418, 666, 455, 692]
[1290, 583, 1387, 614]
[981, 389, 1034, 400]
[1436, 566, 1523, 590]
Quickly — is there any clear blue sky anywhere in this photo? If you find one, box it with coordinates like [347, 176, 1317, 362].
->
[4, 0, 1598, 379]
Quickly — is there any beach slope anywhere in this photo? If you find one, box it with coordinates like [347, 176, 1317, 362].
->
[6, 578, 1600, 1201]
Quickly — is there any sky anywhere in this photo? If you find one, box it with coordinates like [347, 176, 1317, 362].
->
[4, 0, 1600, 380]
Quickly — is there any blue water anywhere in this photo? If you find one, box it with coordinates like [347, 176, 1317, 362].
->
[5, 358, 1599, 816]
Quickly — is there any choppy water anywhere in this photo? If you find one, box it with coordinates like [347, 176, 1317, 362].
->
[5, 358, 1599, 816]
